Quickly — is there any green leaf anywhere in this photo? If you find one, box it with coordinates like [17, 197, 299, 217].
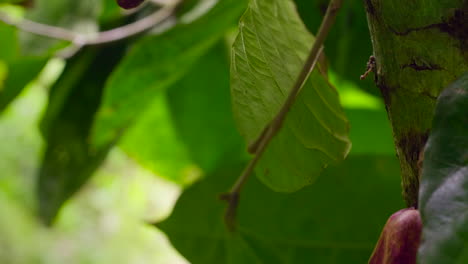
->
[120, 43, 244, 184]
[92, 0, 247, 148]
[0, 58, 47, 112]
[166, 43, 245, 173]
[120, 92, 198, 184]
[20, 0, 101, 55]
[0, 61, 6, 85]
[346, 109, 395, 155]
[0, 25, 47, 112]
[38, 44, 126, 224]
[417, 73, 468, 264]
[0, 0, 24, 4]
[0, 23, 17, 61]
[231, 0, 351, 191]
[159, 155, 404, 263]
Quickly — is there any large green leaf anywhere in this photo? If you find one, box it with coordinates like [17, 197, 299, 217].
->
[231, 0, 351, 191]
[92, 0, 247, 148]
[38, 43, 126, 224]
[417, 73, 468, 264]
[120, 43, 244, 184]
[159, 155, 404, 263]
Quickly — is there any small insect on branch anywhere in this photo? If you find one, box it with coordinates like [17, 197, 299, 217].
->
[360, 55, 376, 80]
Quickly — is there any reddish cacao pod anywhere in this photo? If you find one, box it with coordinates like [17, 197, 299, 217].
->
[368, 208, 422, 264]
[117, 0, 145, 9]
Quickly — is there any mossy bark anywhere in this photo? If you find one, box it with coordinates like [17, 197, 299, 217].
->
[364, 0, 468, 206]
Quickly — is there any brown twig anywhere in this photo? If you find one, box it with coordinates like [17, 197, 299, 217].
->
[222, 0, 344, 231]
[0, 1, 178, 57]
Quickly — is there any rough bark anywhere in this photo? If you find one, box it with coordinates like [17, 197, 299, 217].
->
[364, 0, 468, 207]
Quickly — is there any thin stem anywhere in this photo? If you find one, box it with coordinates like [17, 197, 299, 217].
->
[86, 5, 175, 45]
[0, 2, 178, 49]
[0, 13, 77, 41]
[223, 0, 344, 231]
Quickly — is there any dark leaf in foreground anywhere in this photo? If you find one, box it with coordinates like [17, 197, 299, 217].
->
[418, 73, 468, 264]
[38, 43, 126, 224]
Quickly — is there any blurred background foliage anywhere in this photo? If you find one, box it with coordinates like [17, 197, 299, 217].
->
[0, 0, 402, 263]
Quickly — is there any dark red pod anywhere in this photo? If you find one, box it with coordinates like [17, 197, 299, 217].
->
[369, 208, 422, 264]
[117, 0, 145, 9]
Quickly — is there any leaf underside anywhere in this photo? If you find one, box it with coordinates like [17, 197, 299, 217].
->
[230, 0, 351, 192]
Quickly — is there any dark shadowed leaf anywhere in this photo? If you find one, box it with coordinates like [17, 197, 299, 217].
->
[418, 73, 468, 264]
[231, 0, 351, 192]
[38, 43, 126, 224]
[120, 43, 244, 184]
[159, 155, 404, 263]
[166, 43, 244, 173]
[92, 0, 247, 148]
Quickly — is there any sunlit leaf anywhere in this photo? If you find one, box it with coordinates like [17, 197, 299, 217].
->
[231, 0, 351, 191]
[120, 92, 199, 184]
[120, 43, 244, 184]
[418, 73, 468, 264]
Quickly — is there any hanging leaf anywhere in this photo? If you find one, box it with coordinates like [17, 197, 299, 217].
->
[417, 73, 468, 264]
[231, 0, 351, 191]
[159, 155, 404, 264]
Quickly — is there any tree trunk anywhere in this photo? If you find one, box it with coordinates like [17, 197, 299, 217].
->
[363, 0, 468, 207]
